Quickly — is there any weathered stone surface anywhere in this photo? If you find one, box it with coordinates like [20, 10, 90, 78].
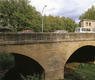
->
[0, 33, 95, 80]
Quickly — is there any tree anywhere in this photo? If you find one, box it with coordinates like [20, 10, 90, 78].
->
[79, 5, 95, 20]
[0, 0, 78, 32]
[64, 17, 78, 32]
[44, 15, 78, 32]
[0, 0, 41, 32]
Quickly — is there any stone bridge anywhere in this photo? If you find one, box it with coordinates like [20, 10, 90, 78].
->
[0, 33, 95, 80]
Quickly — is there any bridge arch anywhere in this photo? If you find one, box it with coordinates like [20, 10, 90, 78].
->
[3, 53, 45, 80]
[66, 45, 95, 63]
[64, 45, 95, 79]
[3, 45, 47, 71]
[63, 41, 95, 64]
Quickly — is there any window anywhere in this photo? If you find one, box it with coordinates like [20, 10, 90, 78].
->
[86, 22, 88, 26]
[89, 23, 91, 26]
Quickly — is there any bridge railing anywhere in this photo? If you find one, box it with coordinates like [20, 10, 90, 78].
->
[0, 32, 95, 43]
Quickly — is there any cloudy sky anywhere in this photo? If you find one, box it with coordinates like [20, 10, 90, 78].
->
[30, 0, 95, 23]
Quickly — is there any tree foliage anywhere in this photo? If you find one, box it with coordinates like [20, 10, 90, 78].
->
[0, 0, 41, 32]
[44, 15, 78, 32]
[0, 0, 78, 32]
[80, 5, 95, 20]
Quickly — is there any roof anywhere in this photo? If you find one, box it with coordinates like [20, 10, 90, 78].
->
[81, 19, 95, 22]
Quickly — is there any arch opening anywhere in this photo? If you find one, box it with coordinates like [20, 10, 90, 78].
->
[2, 53, 45, 80]
[64, 45, 95, 79]
[67, 45, 95, 63]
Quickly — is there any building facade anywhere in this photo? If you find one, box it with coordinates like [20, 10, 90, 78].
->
[75, 19, 95, 33]
[81, 19, 95, 28]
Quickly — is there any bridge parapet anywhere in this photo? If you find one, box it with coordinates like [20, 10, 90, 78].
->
[0, 32, 95, 80]
[0, 32, 95, 45]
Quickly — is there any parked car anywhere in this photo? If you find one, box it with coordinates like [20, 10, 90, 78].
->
[23, 30, 33, 33]
[54, 30, 68, 33]
[21, 30, 34, 34]
[18, 30, 34, 34]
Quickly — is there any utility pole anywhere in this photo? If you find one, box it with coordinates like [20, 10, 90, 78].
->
[42, 5, 47, 32]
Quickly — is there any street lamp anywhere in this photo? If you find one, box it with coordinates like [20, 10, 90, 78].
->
[42, 5, 47, 32]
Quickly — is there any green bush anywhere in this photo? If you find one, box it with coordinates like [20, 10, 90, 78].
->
[0, 53, 14, 70]
[64, 63, 95, 80]
[20, 73, 44, 80]
[0, 53, 14, 79]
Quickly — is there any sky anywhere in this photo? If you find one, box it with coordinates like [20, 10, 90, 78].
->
[30, 0, 95, 23]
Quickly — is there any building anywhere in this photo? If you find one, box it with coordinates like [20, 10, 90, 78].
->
[75, 19, 95, 33]
[81, 19, 95, 28]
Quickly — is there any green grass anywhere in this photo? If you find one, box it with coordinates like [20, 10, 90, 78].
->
[64, 63, 95, 80]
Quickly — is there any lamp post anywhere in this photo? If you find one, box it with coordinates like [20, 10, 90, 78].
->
[42, 5, 47, 32]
